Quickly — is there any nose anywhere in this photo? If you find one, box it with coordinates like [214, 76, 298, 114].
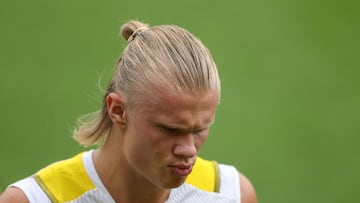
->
[173, 133, 197, 159]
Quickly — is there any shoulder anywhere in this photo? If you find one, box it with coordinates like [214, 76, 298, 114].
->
[0, 187, 29, 203]
[239, 172, 258, 203]
[3, 176, 51, 203]
[34, 151, 96, 202]
[1, 151, 91, 203]
[168, 183, 236, 203]
[38, 151, 86, 174]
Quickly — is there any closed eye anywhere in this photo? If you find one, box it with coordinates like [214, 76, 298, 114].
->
[157, 123, 210, 136]
[159, 125, 184, 134]
[193, 128, 208, 136]
[163, 127, 180, 132]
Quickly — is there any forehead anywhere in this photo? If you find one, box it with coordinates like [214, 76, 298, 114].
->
[133, 89, 219, 126]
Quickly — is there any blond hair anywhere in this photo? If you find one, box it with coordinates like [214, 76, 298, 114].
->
[73, 20, 220, 146]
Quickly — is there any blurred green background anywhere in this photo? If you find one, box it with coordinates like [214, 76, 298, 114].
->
[1, 0, 359, 202]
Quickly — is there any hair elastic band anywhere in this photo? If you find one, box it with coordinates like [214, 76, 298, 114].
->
[128, 27, 149, 42]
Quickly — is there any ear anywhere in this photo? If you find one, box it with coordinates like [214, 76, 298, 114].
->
[107, 92, 127, 127]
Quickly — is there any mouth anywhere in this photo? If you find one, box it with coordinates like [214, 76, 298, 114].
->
[168, 164, 193, 176]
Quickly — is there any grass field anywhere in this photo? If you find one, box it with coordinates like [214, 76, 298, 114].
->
[1, 0, 359, 202]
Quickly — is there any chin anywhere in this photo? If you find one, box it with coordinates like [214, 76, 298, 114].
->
[162, 177, 186, 189]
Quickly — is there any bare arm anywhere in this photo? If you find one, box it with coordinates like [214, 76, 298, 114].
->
[239, 172, 258, 203]
[0, 187, 29, 203]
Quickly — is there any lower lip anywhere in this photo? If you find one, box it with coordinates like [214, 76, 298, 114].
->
[169, 166, 193, 176]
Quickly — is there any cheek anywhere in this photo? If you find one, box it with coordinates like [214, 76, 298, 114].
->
[127, 124, 172, 156]
[147, 131, 175, 154]
[195, 131, 210, 149]
[122, 124, 150, 160]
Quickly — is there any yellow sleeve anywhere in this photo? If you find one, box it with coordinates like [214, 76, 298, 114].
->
[185, 156, 220, 192]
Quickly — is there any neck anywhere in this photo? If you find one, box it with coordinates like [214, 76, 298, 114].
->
[92, 132, 171, 203]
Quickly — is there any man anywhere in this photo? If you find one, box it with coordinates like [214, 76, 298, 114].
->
[0, 20, 256, 203]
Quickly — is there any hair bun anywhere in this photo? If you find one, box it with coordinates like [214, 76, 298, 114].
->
[120, 20, 150, 42]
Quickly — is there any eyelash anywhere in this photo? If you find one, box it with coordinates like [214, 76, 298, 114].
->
[162, 126, 206, 136]
[162, 127, 181, 133]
